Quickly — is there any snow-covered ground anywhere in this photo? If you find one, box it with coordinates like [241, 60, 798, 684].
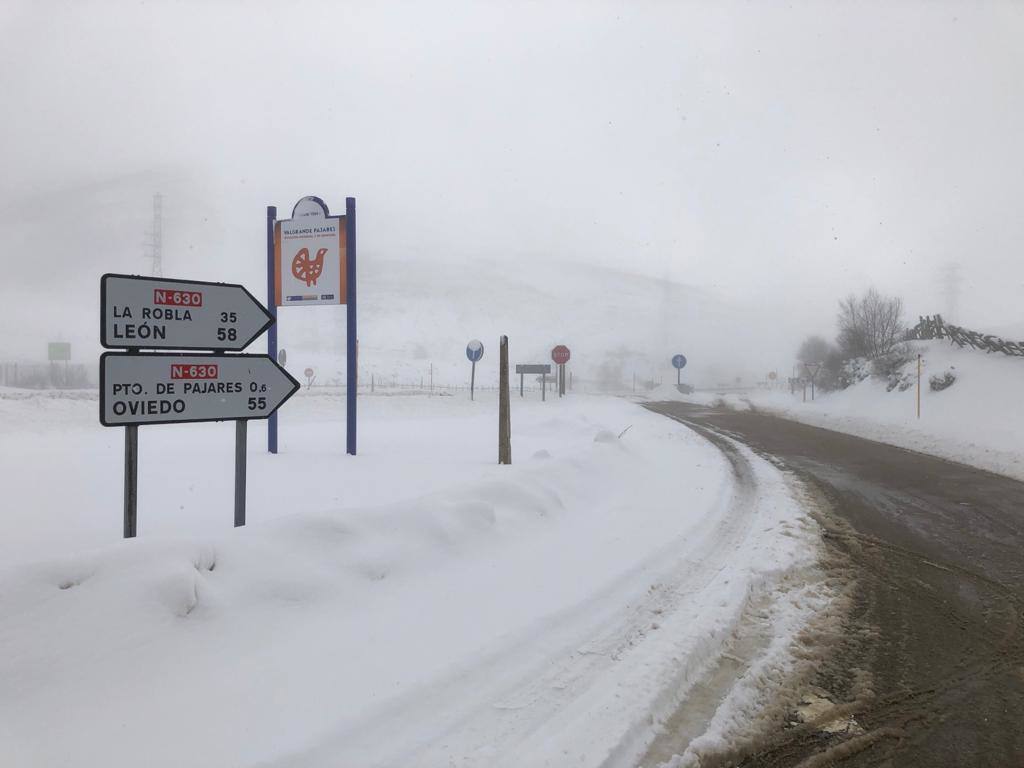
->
[0, 388, 828, 767]
[666, 340, 1024, 482]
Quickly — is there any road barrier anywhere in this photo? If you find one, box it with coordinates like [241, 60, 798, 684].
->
[907, 315, 1024, 357]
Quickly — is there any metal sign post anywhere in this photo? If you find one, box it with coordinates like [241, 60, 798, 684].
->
[345, 197, 357, 455]
[466, 339, 484, 400]
[234, 419, 247, 527]
[803, 362, 822, 401]
[671, 354, 688, 386]
[551, 345, 570, 399]
[498, 336, 511, 465]
[266, 206, 279, 453]
[123, 424, 138, 538]
[514, 364, 551, 399]
[48, 342, 72, 387]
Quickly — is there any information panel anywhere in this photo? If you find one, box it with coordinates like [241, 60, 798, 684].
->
[274, 196, 346, 306]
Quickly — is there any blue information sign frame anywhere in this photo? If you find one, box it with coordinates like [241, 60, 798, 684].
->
[266, 196, 357, 455]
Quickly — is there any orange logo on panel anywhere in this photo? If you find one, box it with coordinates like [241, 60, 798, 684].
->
[291, 247, 327, 287]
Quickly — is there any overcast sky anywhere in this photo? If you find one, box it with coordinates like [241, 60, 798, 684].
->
[2, 0, 1023, 351]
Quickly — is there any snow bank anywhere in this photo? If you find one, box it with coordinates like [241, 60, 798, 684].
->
[704, 340, 1024, 481]
[0, 390, 825, 766]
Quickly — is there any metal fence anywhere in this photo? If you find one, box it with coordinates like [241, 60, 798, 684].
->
[907, 315, 1024, 357]
[0, 362, 95, 389]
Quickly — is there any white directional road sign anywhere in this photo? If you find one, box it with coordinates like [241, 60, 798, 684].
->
[101, 274, 274, 351]
[100, 353, 299, 426]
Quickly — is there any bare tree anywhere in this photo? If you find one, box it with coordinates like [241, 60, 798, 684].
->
[837, 288, 906, 359]
[796, 335, 842, 390]
[797, 335, 833, 364]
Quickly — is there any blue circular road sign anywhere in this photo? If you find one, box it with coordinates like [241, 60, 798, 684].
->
[466, 340, 484, 362]
[672, 354, 687, 369]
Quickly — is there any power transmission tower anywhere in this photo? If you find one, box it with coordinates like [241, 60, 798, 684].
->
[940, 262, 961, 323]
[144, 193, 163, 277]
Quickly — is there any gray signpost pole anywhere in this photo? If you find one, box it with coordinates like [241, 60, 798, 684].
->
[124, 425, 138, 538]
[520, 371, 524, 397]
[470, 360, 476, 401]
[123, 344, 140, 539]
[498, 336, 511, 465]
[346, 197, 357, 456]
[266, 206, 278, 454]
[234, 420, 247, 527]
[541, 371, 546, 401]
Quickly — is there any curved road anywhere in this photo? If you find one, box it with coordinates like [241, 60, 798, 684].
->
[647, 401, 1024, 768]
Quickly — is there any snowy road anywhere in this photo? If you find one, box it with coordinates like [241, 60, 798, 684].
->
[647, 401, 1024, 767]
[0, 391, 828, 767]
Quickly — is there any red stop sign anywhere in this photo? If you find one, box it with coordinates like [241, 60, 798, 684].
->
[551, 345, 571, 365]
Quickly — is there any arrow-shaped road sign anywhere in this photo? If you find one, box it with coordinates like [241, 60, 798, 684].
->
[101, 274, 274, 351]
[100, 353, 299, 427]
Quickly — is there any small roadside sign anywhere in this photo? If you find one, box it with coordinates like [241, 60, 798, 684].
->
[99, 353, 298, 427]
[551, 346, 570, 398]
[803, 362, 822, 401]
[515, 363, 553, 400]
[101, 274, 273, 351]
[671, 353, 688, 387]
[466, 340, 484, 400]
[48, 342, 71, 362]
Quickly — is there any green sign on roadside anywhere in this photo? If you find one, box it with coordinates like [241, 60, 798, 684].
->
[48, 342, 71, 362]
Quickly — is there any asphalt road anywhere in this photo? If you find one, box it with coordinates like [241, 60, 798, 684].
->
[646, 401, 1024, 768]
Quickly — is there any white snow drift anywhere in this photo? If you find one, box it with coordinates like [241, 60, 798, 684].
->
[0, 390, 827, 767]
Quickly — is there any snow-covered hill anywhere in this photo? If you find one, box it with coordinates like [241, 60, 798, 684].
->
[1, 172, 801, 389]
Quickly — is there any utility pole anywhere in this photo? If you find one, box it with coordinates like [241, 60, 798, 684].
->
[144, 193, 163, 277]
[917, 354, 922, 419]
[940, 262, 962, 324]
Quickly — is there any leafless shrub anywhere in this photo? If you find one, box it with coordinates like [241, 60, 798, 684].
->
[837, 288, 906, 360]
[796, 335, 843, 391]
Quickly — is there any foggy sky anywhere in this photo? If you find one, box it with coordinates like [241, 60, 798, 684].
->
[2, 0, 1023, 360]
